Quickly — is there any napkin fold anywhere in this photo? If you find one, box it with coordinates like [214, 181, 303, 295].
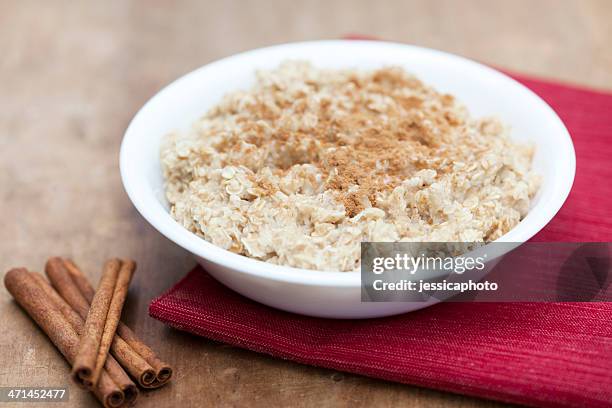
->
[150, 65, 612, 407]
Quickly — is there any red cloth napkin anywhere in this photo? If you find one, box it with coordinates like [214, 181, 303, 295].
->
[149, 69, 612, 407]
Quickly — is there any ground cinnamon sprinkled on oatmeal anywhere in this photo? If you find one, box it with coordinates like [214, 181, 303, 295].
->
[161, 62, 540, 272]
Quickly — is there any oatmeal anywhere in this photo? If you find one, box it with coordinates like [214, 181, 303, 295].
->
[161, 62, 539, 272]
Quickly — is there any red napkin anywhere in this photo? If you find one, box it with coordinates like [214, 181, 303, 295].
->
[149, 69, 612, 406]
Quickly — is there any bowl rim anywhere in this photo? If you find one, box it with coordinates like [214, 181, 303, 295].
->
[120, 39, 576, 288]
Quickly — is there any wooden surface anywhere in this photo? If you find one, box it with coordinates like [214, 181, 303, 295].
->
[1, 1, 611, 407]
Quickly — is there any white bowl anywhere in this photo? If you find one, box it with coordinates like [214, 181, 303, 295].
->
[120, 40, 575, 318]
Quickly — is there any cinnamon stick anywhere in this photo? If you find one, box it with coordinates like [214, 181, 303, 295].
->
[45, 258, 157, 388]
[30, 272, 139, 405]
[71, 259, 134, 389]
[64, 259, 173, 387]
[4, 268, 124, 408]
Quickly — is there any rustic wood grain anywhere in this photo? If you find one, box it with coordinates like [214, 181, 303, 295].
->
[1, 0, 610, 407]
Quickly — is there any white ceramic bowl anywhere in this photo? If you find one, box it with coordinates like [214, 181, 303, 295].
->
[120, 40, 575, 318]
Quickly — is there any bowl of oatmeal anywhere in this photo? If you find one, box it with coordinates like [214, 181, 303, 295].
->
[120, 40, 575, 318]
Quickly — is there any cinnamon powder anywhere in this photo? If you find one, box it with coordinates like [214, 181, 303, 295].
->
[222, 67, 463, 217]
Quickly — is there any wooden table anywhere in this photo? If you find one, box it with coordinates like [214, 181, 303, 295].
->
[1, 1, 610, 406]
